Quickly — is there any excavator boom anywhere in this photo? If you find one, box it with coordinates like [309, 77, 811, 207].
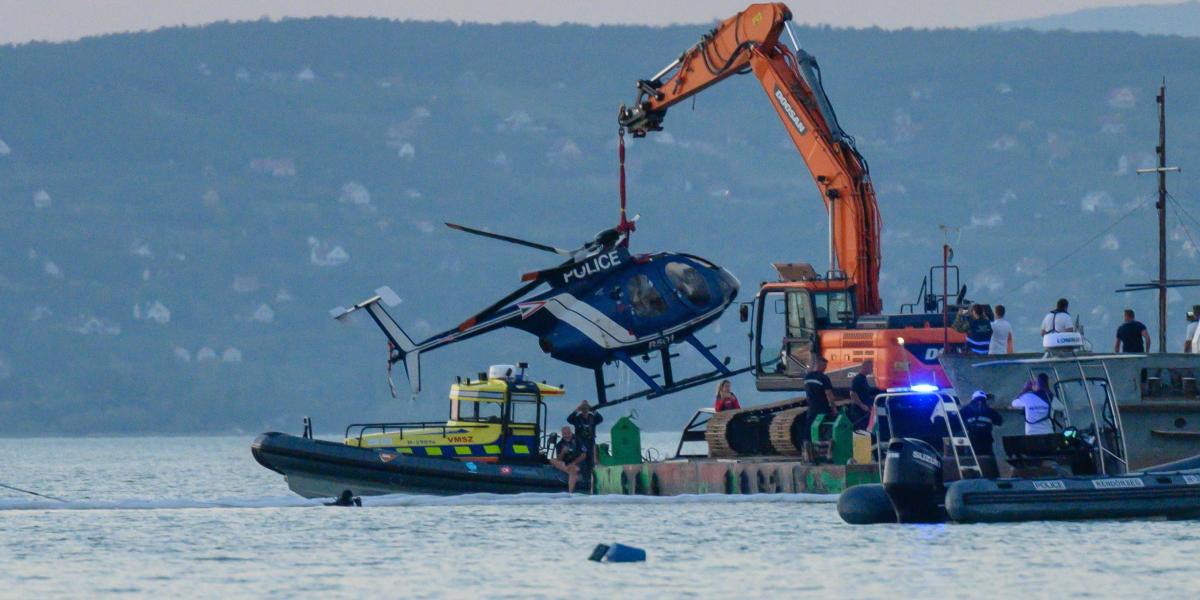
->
[618, 2, 882, 315]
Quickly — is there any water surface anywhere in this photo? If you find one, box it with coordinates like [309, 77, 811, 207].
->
[2, 435, 1197, 598]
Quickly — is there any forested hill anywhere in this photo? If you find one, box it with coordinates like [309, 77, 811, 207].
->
[2, 19, 1200, 434]
[995, 1, 1200, 36]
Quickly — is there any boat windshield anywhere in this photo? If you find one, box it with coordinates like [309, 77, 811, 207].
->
[456, 400, 503, 423]
[509, 399, 539, 426]
[1053, 377, 1117, 435]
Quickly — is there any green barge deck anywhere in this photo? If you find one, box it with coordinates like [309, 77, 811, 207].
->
[593, 460, 878, 495]
[589, 412, 879, 496]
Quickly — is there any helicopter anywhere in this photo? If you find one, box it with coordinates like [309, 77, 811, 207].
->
[332, 199, 748, 407]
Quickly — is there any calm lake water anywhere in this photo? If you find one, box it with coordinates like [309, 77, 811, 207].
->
[2, 434, 1199, 598]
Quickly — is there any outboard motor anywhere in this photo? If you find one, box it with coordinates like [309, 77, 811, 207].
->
[882, 438, 946, 523]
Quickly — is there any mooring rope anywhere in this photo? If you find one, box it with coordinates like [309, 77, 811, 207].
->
[0, 481, 67, 502]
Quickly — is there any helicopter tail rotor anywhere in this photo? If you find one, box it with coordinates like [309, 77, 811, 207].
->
[331, 291, 421, 396]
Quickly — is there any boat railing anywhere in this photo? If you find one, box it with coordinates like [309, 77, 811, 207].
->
[344, 421, 492, 447]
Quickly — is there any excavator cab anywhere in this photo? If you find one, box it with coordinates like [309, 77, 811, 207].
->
[748, 263, 857, 391]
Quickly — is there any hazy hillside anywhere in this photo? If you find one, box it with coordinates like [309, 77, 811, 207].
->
[995, 1, 1200, 36]
[2, 20, 1200, 434]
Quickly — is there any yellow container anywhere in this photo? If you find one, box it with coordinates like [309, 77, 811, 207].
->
[852, 432, 874, 465]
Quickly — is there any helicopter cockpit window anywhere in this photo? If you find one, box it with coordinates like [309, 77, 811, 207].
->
[665, 262, 712, 306]
[627, 274, 668, 318]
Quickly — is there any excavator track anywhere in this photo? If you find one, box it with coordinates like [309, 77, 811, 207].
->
[705, 397, 805, 458]
[766, 407, 809, 456]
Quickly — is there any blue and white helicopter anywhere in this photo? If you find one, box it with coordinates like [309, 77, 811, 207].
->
[333, 205, 748, 407]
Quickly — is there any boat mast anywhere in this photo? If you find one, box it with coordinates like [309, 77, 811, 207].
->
[1134, 81, 1180, 353]
[1157, 82, 1167, 354]
[1121, 80, 1184, 351]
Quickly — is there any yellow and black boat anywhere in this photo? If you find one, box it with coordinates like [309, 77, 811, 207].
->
[252, 365, 576, 497]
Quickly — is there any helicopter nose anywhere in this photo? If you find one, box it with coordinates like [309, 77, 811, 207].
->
[717, 267, 740, 302]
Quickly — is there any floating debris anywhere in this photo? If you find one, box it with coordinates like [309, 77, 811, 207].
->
[222, 348, 243, 363]
[173, 347, 191, 363]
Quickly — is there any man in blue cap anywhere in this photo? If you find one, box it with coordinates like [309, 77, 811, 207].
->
[959, 389, 1003, 477]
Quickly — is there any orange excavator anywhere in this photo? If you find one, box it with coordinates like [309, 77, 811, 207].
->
[619, 2, 968, 394]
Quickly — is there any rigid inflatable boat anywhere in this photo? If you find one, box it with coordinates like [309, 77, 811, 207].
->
[840, 340, 1200, 524]
[252, 365, 576, 497]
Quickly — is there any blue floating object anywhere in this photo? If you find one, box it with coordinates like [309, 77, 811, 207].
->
[602, 543, 646, 563]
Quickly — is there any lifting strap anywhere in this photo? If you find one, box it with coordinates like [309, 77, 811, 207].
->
[616, 127, 635, 242]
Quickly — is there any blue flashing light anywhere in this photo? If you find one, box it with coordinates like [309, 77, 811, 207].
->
[909, 384, 939, 393]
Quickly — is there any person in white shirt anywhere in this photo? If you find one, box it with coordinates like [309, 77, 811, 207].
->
[1040, 298, 1074, 335]
[1186, 307, 1199, 353]
[989, 304, 1014, 355]
[1190, 319, 1200, 355]
[1012, 375, 1054, 435]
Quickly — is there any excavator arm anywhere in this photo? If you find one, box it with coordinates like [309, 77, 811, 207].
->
[618, 2, 882, 315]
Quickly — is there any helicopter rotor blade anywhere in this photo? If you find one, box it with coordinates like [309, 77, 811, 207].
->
[445, 222, 571, 255]
[455, 278, 544, 332]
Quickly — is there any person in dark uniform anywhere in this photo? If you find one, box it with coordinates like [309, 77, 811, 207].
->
[1114, 308, 1151, 353]
[567, 400, 604, 451]
[849, 361, 881, 429]
[960, 390, 1003, 451]
[566, 401, 603, 487]
[963, 304, 993, 355]
[959, 390, 1004, 478]
[803, 356, 837, 463]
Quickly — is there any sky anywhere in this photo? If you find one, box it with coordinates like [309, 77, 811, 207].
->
[0, 0, 1188, 45]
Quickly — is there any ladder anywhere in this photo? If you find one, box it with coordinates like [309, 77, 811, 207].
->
[934, 393, 984, 479]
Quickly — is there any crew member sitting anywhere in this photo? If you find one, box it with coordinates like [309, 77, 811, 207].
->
[550, 426, 588, 493]
[803, 356, 838, 463]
